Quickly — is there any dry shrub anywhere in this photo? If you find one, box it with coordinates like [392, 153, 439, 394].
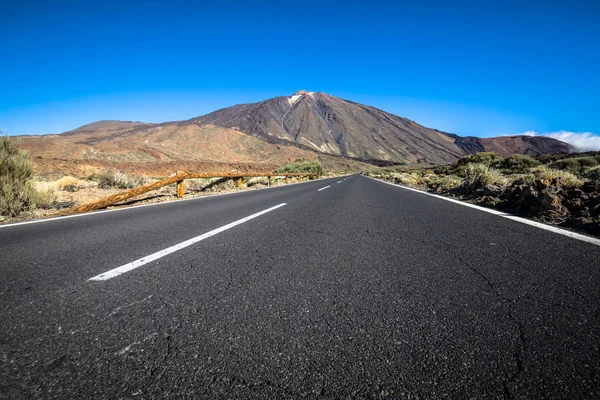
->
[530, 166, 583, 187]
[185, 178, 210, 192]
[463, 163, 507, 189]
[78, 180, 98, 189]
[202, 178, 237, 192]
[420, 173, 440, 185]
[97, 170, 147, 189]
[396, 173, 422, 185]
[247, 177, 269, 187]
[508, 173, 537, 186]
[429, 175, 463, 192]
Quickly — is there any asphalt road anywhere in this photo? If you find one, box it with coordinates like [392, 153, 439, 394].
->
[1, 175, 600, 399]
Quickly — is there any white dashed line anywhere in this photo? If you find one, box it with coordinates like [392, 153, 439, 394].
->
[89, 203, 287, 281]
[317, 186, 331, 191]
[337, 181, 342, 184]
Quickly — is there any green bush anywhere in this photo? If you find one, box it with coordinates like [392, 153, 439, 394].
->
[455, 152, 504, 167]
[582, 166, 600, 182]
[494, 155, 541, 174]
[275, 160, 323, 175]
[433, 165, 453, 175]
[548, 156, 600, 176]
[0, 136, 38, 216]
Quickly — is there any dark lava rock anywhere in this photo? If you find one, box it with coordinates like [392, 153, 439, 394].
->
[52, 201, 76, 210]
[479, 196, 501, 207]
[62, 185, 79, 192]
[567, 189, 584, 199]
[582, 181, 599, 193]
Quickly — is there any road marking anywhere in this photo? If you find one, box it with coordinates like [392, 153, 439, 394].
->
[337, 181, 342, 183]
[368, 176, 600, 247]
[88, 203, 287, 281]
[0, 176, 326, 229]
[318, 185, 331, 191]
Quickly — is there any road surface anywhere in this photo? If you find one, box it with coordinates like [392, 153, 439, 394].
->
[1, 175, 599, 398]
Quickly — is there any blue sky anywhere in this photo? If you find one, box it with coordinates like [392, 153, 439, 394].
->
[1, 0, 599, 147]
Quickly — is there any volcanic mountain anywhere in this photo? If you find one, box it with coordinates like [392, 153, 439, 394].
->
[19, 90, 575, 177]
[192, 90, 574, 164]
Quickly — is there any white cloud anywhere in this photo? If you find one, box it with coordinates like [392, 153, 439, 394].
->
[521, 130, 600, 151]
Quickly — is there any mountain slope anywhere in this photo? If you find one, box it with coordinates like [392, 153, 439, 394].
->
[17, 122, 341, 177]
[20, 122, 324, 164]
[193, 90, 574, 163]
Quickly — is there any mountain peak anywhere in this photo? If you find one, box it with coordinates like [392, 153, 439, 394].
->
[288, 90, 313, 105]
[191, 92, 575, 164]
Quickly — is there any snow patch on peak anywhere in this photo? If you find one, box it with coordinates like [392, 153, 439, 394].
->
[289, 94, 304, 105]
[289, 90, 313, 105]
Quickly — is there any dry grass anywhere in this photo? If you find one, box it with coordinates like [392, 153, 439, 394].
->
[32, 181, 58, 208]
[55, 176, 81, 190]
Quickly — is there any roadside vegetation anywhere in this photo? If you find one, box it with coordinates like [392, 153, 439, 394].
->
[1, 139, 332, 223]
[275, 159, 323, 175]
[366, 151, 600, 237]
[0, 136, 58, 218]
[94, 170, 148, 189]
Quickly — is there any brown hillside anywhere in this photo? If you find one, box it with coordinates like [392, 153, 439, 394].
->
[17, 123, 326, 177]
[459, 135, 575, 157]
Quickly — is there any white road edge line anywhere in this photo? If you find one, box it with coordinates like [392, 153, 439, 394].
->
[88, 203, 287, 281]
[367, 176, 600, 247]
[318, 185, 331, 191]
[0, 176, 334, 230]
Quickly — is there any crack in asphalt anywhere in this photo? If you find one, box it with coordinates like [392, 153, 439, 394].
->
[445, 249, 526, 399]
